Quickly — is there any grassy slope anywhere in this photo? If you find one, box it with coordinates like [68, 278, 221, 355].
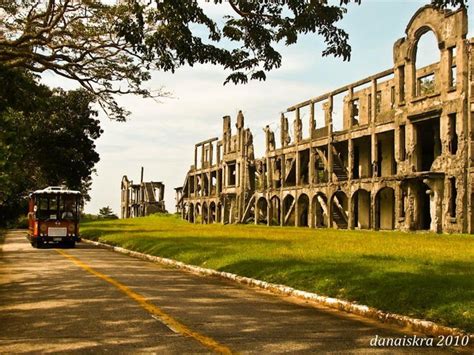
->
[81, 214, 474, 332]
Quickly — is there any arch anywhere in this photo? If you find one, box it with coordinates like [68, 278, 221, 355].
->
[256, 197, 268, 225]
[330, 191, 348, 229]
[404, 6, 461, 46]
[282, 194, 295, 226]
[202, 202, 208, 224]
[297, 194, 310, 227]
[408, 25, 441, 62]
[352, 189, 371, 229]
[413, 29, 439, 66]
[312, 193, 328, 228]
[412, 29, 440, 97]
[209, 201, 216, 223]
[269, 195, 281, 226]
[375, 187, 395, 230]
[400, 6, 467, 101]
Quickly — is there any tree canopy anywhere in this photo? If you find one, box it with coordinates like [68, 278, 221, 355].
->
[0, 0, 465, 120]
[99, 206, 118, 219]
[0, 67, 102, 224]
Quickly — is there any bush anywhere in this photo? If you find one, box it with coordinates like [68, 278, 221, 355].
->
[14, 215, 29, 228]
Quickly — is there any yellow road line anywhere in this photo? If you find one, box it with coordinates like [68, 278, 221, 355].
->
[55, 249, 233, 354]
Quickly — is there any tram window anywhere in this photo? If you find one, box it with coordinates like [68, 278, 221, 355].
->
[48, 196, 58, 219]
[60, 196, 77, 220]
[37, 198, 49, 219]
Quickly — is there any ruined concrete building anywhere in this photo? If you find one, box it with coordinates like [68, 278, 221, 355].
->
[121, 167, 166, 218]
[176, 6, 474, 234]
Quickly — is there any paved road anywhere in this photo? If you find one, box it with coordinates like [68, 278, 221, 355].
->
[0, 230, 461, 353]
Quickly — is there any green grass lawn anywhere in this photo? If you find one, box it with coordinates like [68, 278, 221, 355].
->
[81, 214, 474, 332]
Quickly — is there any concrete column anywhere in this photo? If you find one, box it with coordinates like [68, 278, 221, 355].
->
[254, 198, 259, 225]
[266, 157, 272, 190]
[295, 108, 301, 143]
[326, 96, 334, 182]
[371, 79, 377, 178]
[348, 138, 354, 181]
[407, 60, 416, 101]
[295, 193, 300, 227]
[372, 133, 378, 178]
[193, 174, 197, 197]
[328, 195, 333, 229]
[296, 151, 301, 186]
[347, 87, 354, 129]
[201, 145, 205, 169]
[281, 154, 286, 187]
[209, 143, 214, 166]
[328, 145, 334, 183]
[371, 79, 377, 123]
[371, 192, 378, 230]
[267, 201, 271, 226]
[348, 195, 354, 230]
[280, 194, 284, 227]
[194, 146, 198, 168]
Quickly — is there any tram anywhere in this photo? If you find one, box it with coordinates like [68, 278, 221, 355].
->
[28, 186, 81, 248]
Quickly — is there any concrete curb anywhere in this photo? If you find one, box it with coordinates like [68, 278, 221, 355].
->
[82, 238, 471, 338]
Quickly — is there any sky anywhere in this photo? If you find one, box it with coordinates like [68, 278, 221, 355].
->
[41, 0, 474, 215]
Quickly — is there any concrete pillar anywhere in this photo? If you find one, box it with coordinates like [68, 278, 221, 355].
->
[280, 194, 284, 227]
[201, 145, 205, 169]
[267, 201, 271, 226]
[194, 146, 198, 168]
[296, 151, 300, 186]
[281, 154, 286, 187]
[295, 194, 300, 227]
[348, 138, 354, 180]
[308, 196, 314, 228]
[193, 174, 198, 197]
[326, 96, 334, 182]
[348, 194, 354, 230]
[266, 157, 272, 190]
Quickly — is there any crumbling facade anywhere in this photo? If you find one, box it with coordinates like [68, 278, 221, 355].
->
[121, 168, 166, 218]
[177, 6, 474, 234]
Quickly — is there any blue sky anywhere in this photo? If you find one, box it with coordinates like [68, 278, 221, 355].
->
[41, 1, 473, 215]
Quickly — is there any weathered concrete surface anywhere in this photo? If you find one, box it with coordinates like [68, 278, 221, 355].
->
[0, 230, 462, 353]
[121, 167, 166, 219]
[179, 6, 474, 234]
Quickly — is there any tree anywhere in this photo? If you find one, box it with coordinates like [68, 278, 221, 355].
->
[99, 206, 118, 219]
[0, 0, 465, 120]
[0, 66, 102, 224]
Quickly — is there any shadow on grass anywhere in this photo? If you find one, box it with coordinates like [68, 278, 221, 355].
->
[111, 236, 291, 266]
[219, 258, 474, 332]
[82, 229, 166, 240]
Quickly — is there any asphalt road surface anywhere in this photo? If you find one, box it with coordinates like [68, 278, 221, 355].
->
[0, 230, 463, 353]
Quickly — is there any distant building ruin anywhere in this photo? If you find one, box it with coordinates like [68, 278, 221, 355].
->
[121, 167, 166, 218]
[176, 6, 474, 234]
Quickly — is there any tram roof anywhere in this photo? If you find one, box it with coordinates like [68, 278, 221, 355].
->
[30, 186, 81, 196]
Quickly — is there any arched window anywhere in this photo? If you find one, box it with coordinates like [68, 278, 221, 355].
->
[413, 30, 440, 97]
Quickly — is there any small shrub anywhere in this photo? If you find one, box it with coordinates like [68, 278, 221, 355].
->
[15, 215, 29, 228]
